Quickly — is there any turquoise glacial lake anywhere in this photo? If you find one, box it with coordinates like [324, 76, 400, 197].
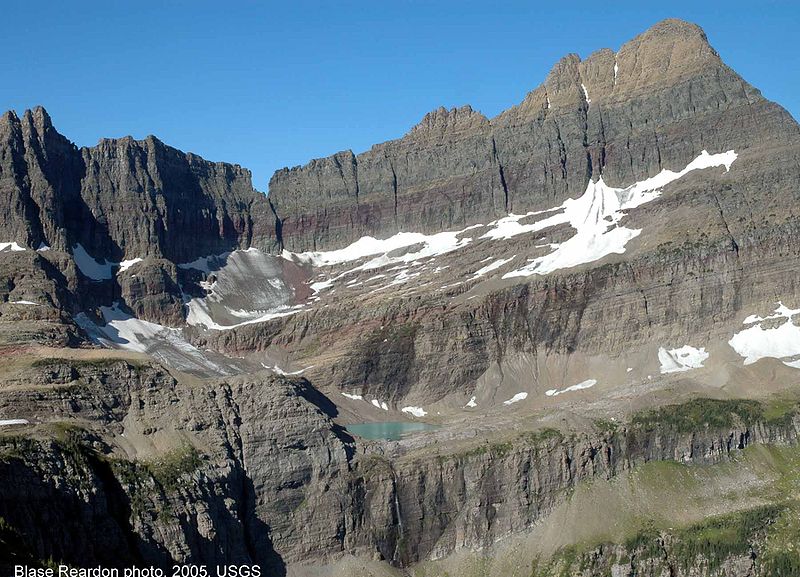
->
[346, 421, 439, 441]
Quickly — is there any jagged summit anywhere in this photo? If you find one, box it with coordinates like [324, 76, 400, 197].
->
[267, 18, 782, 252]
[406, 105, 489, 140]
[499, 18, 724, 124]
[0, 106, 273, 266]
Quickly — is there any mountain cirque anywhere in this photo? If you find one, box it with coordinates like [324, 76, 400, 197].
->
[2, 18, 800, 577]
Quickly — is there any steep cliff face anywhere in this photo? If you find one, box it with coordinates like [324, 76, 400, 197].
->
[0, 357, 354, 571]
[0, 106, 274, 263]
[0, 107, 280, 328]
[0, 355, 798, 573]
[192, 18, 800, 409]
[267, 20, 798, 252]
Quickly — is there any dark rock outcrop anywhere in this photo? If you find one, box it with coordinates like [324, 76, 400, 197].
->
[0, 107, 275, 263]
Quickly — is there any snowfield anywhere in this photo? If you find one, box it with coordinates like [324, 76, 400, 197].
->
[545, 379, 597, 397]
[729, 302, 800, 367]
[72, 244, 144, 280]
[180, 150, 738, 330]
[503, 392, 528, 405]
[74, 303, 237, 375]
[658, 345, 709, 373]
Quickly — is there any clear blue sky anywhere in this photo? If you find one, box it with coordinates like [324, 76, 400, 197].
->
[2, 1, 797, 191]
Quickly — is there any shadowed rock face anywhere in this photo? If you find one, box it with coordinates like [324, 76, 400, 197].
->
[0, 107, 275, 264]
[267, 19, 798, 252]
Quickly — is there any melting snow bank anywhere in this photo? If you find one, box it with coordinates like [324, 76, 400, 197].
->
[286, 229, 476, 269]
[271, 150, 737, 297]
[186, 300, 303, 331]
[503, 392, 528, 405]
[0, 419, 29, 426]
[658, 345, 709, 374]
[472, 255, 516, 278]
[545, 379, 597, 397]
[729, 302, 800, 367]
[401, 406, 427, 417]
[501, 150, 737, 278]
[181, 248, 304, 330]
[74, 303, 238, 376]
[0, 242, 25, 252]
[72, 244, 142, 280]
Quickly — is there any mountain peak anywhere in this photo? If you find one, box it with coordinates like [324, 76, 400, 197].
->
[22, 105, 54, 132]
[646, 18, 709, 41]
[614, 18, 721, 91]
[497, 18, 725, 123]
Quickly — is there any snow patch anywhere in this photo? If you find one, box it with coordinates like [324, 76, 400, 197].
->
[729, 302, 800, 368]
[465, 396, 477, 408]
[371, 399, 389, 411]
[178, 252, 230, 274]
[36, 242, 50, 252]
[9, 300, 39, 306]
[472, 255, 516, 278]
[287, 229, 472, 269]
[502, 150, 738, 278]
[263, 364, 309, 376]
[72, 243, 114, 280]
[401, 406, 427, 417]
[119, 258, 143, 272]
[182, 248, 302, 330]
[74, 303, 230, 375]
[341, 392, 364, 401]
[545, 379, 597, 397]
[284, 228, 474, 294]
[743, 303, 800, 324]
[310, 279, 334, 294]
[581, 83, 591, 104]
[0, 419, 28, 426]
[0, 242, 26, 253]
[658, 345, 709, 373]
[503, 392, 528, 405]
[185, 299, 303, 331]
[73, 244, 144, 280]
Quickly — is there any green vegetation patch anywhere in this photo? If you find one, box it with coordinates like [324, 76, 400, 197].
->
[112, 444, 202, 494]
[670, 504, 781, 571]
[761, 550, 800, 577]
[532, 504, 786, 576]
[630, 398, 794, 433]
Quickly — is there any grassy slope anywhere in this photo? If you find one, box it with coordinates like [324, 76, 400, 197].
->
[411, 402, 800, 577]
